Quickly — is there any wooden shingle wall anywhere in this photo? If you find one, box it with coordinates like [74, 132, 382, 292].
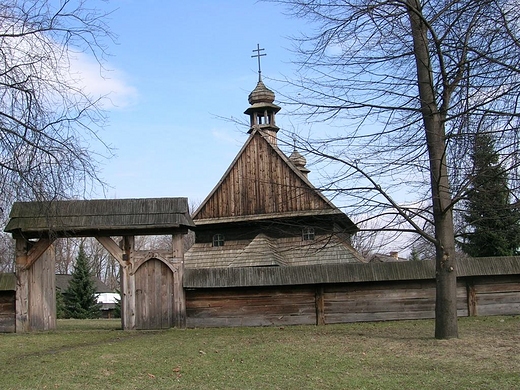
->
[185, 234, 362, 268]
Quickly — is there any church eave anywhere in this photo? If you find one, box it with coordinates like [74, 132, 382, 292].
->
[193, 209, 358, 231]
[244, 102, 281, 115]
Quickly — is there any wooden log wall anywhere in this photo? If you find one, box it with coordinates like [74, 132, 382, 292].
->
[321, 281, 468, 324]
[469, 276, 520, 316]
[0, 291, 15, 332]
[187, 286, 316, 328]
[185, 275, 520, 328]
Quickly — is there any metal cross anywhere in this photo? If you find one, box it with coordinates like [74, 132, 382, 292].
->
[251, 44, 266, 82]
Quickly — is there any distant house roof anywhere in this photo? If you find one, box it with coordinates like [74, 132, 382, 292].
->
[55, 274, 113, 293]
[370, 252, 408, 263]
[5, 197, 195, 239]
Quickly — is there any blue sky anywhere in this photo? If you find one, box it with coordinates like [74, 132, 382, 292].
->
[70, 0, 417, 255]
[84, 0, 309, 206]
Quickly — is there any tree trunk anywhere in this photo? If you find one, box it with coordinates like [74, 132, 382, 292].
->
[407, 0, 458, 339]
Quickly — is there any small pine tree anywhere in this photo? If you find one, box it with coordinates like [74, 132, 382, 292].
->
[56, 288, 66, 319]
[462, 133, 520, 257]
[62, 245, 101, 319]
[409, 247, 421, 261]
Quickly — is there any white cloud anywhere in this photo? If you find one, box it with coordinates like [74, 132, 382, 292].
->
[69, 52, 139, 110]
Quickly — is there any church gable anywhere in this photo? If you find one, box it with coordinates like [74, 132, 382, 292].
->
[194, 130, 331, 220]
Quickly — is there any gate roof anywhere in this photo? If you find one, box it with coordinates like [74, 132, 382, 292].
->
[4, 197, 195, 239]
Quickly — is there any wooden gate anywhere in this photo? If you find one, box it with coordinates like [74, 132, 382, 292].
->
[135, 258, 175, 330]
[6, 198, 194, 332]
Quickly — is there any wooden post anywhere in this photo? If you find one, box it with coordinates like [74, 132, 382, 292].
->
[15, 239, 29, 333]
[122, 236, 136, 330]
[315, 286, 325, 325]
[15, 238, 56, 333]
[96, 236, 135, 330]
[172, 233, 186, 328]
[28, 247, 56, 331]
[466, 279, 478, 317]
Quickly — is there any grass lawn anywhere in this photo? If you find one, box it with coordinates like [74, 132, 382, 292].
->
[0, 316, 519, 389]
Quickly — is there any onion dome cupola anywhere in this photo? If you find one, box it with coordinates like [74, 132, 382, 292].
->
[289, 148, 310, 178]
[245, 45, 281, 145]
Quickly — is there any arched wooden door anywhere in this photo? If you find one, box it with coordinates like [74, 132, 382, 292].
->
[135, 258, 175, 330]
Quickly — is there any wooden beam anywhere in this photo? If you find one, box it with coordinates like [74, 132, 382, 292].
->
[15, 238, 29, 333]
[172, 233, 186, 328]
[96, 236, 124, 266]
[315, 286, 325, 325]
[467, 279, 478, 317]
[97, 236, 136, 330]
[122, 236, 136, 330]
[28, 248, 56, 331]
[15, 238, 56, 332]
[17, 238, 55, 271]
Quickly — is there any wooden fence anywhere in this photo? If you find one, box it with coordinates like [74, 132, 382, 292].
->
[184, 257, 520, 328]
[2, 257, 519, 332]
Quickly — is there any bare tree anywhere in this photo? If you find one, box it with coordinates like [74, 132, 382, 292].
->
[0, 233, 15, 272]
[54, 237, 80, 275]
[269, 0, 520, 338]
[0, 0, 114, 221]
[54, 237, 120, 289]
[54, 234, 193, 292]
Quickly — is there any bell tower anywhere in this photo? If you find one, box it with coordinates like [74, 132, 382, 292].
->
[244, 44, 281, 145]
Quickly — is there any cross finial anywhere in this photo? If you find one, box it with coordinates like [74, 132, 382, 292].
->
[251, 44, 266, 82]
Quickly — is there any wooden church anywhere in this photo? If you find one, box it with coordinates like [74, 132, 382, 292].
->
[185, 70, 365, 268]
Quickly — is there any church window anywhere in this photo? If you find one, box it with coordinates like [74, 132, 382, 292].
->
[302, 227, 315, 241]
[212, 234, 225, 247]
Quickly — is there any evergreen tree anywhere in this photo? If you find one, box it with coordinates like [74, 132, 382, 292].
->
[462, 133, 520, 257]
[63, 245, 101, 319]
[409, 247, 421, 261]
[56, 288, 66, 319]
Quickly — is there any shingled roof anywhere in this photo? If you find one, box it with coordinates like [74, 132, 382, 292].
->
[185, 234, 364, 268]
[4, 198, 195, 239]
[184, 256, 520, 288]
